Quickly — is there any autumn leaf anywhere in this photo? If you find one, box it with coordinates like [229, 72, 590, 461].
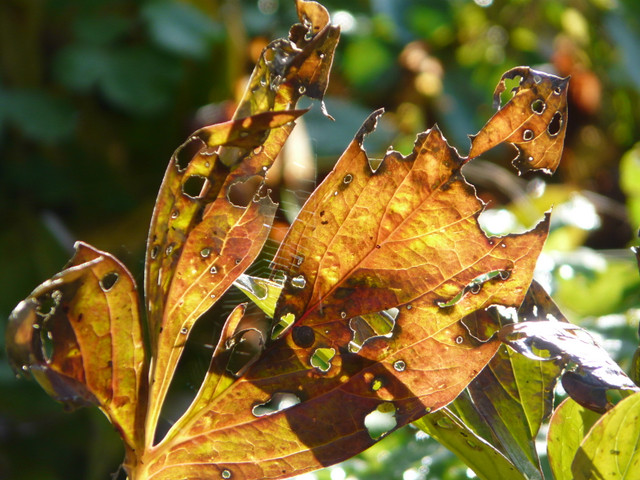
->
[133, 105, 552, 479]
[6, 3, 571, 479]
[143, 0, 339, 441]
[5, 242, 146, 457]
[469, 66, 569, 174]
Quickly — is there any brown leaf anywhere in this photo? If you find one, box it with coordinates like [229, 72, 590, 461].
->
[469, 66, 569, 175]
[143, 0, 340, 446]
[137, 111, 551, 479]
[6, 242, 146, 452]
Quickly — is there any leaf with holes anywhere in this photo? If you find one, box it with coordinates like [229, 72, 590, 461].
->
[469, 66, 569, 174]
[5, 242, 147, 462]
[7, 2, 339, 479]
[6, 3, 573, 479]
[135, 106, 552, 479]
[444, 282, 564, 479]
[142, 0, 339, 440]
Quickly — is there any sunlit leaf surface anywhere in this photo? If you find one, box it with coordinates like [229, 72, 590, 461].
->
[5, 242, 146, 455]
[6, 3, 574, 480]
[571, 392, 640, 480]
[142, 0, 339, 441]
[469, 66, 569, 175]
[135, 103, 551, 478]
[547, 397, 601, 480]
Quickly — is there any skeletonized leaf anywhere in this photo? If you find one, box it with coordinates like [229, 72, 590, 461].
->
[137, 108, 551, 479]
[571, 391, 640, 479]
[499, 320, 640, 413]
[5, 242, 146, 453]
[469, 66, 569, 175]
[547, 397, 601, 480]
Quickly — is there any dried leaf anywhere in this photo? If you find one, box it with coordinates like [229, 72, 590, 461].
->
[143, 0, 339, 437]
[5, 242, 146, 453]
[137, 109, 551, 479]
[469, 66, 569, 175]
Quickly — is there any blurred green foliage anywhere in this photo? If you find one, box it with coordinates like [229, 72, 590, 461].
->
[1, 0, 639, 479]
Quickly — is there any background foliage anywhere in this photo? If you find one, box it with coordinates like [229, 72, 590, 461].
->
[1, 0, 639, 479]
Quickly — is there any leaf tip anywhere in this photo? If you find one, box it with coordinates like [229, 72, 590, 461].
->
[356, 108, 385, 145]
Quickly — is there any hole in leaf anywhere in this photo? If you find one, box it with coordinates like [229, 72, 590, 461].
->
[99, 272, 119, 292]
[227, 176, 263, 207]
[272, 312, 296, 340]
[437, 270, 510, 307]
[292, 325, 315, 348]
[150, 245, 159, 259]
[371, 376, 385, 392]
[176, 135, 205, 171]
[252, 392, 301, 417]
[226, 329, 265, 377]
[221, 470, 232, 479]
[364, 402, 397, 440]
[183, 175, 207, 199]
[393, 360, 406, 372]
[234, 275, 268, 300]
[548, 112, 563, 137]
[36, 290, 61, 318]
[531, 99, 546, 114]
[348, 308, 398, 353]
[310, 347, 336, 372]
[41, 324, 55, 362]
[291, 275, 306, 289]
[498, 75, 523, 107]
[522, 129, 534, 141]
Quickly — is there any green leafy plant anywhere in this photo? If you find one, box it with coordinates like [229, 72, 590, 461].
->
[6, 2, 640, 479]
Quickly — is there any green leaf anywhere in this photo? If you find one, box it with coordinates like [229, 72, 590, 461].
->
[572, 392, 640, 479]
[499, 320, 639, 413]
[414, 408, 525, 480]
[466, 353, 544, 480]
[547, 398, 601, 480]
